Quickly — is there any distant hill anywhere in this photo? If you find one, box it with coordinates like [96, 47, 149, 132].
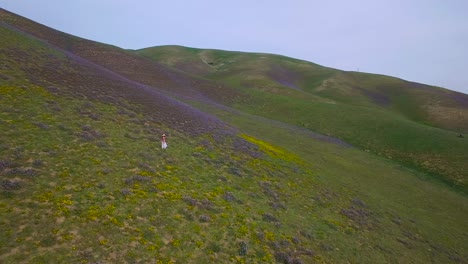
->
[137, 45, 468, 132]
[1, 8, 467, 263]
[137, 45, 468, 190]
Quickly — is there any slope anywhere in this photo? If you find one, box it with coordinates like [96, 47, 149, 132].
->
[137, 45, 468, 192]
[1, 8, 467, 263]
[137, 45, 468, 133]
[4, 6, 466, 189]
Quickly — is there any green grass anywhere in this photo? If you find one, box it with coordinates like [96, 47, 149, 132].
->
[190, 100, 468, 263]
[1, 13, 467, 263]
[0, 83, 294, 263]
[136, 46, 468, 191]
[230, 86, 468, 190]
[2, 81, 466, 263]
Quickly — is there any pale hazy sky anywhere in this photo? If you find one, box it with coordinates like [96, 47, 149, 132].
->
[1, 0, 467, 94]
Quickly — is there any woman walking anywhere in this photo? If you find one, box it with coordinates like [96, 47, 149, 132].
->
[161, 134, 167, 149]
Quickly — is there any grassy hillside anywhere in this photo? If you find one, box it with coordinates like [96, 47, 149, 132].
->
[3, 81, 467, 263]
[137, 46, 468, 192]
[1, 8, 467, 263]
[136, 45, 468, 132]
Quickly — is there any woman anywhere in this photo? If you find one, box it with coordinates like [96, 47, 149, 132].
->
[161, 134, 167, 149]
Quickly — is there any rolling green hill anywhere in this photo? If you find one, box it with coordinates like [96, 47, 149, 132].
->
[1, 8, 467, 263]
[137, 45, 468, 191]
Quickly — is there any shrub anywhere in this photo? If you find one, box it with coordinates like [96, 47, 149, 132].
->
[7, 167, 37, 177]
[0, 160, 11, 170]
[199, 215, 211, 223]
[32, 159, 43, 167]
[182, 196, 198, 207]
[77, 125, 106, 141]
[223, 191, 235, 202]
[239, 241, 248, 256]
[274, 251, 302, 264]
[1, 179, 21, 190]
[33, 122, 49, 130]
[299, 230, 313, 240]
[120, 189, 131, 196]
[124, 175, 148, 185]
[182, 196, 214, 210]
[340, 204, 374, 230]
[351, 198, 366, 207]
[228, 167, 242, 177]
[262, 213, 278, 223]
[138, 163, 154, 173]
[269, 201, 286, 210]
[291, 237, 300, 244]
[200, 199, 214, 210]
[256, 231, 265, 241]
